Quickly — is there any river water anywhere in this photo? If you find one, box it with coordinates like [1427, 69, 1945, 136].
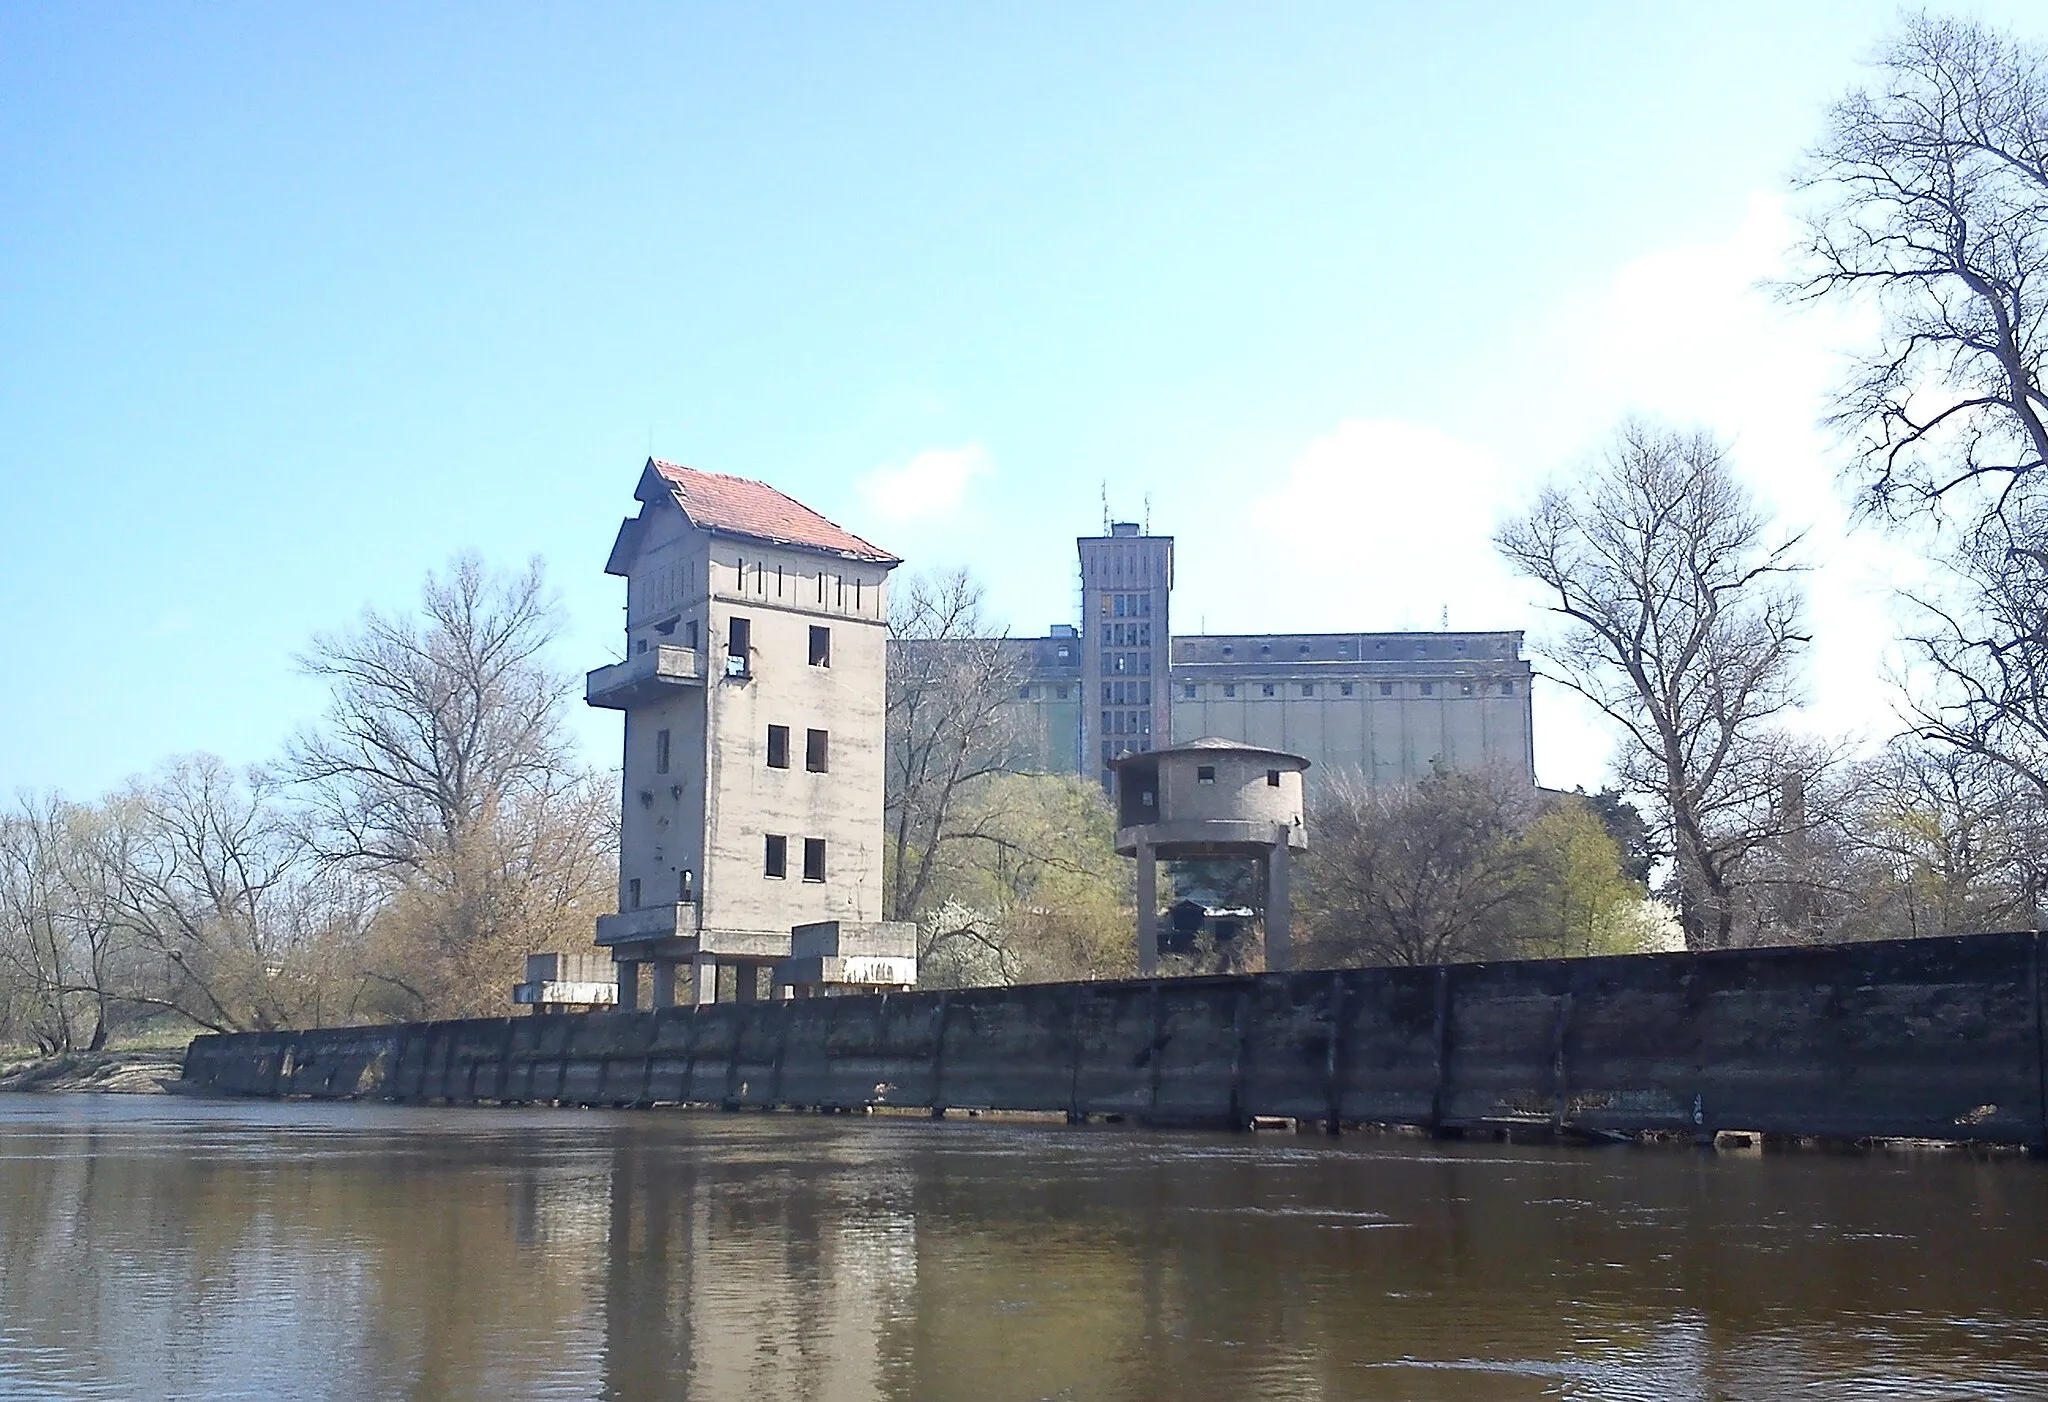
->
[1, 1096, 2044, 1401]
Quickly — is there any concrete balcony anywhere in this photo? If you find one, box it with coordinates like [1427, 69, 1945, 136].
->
[586, 645, 706, 710]
[594, 903, 695, 946]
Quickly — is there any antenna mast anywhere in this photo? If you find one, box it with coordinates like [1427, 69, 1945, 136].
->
[1101, 482, 1110, 535]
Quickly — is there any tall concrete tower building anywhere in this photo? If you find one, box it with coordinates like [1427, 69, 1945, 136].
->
[584, 459, 901, 1007]
[1078, 522, 1173, 788]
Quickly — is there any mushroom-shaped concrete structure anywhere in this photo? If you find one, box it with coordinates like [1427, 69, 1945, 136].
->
[1109, 737, 1309, 975]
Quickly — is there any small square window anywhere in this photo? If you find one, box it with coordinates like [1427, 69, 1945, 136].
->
[1056, 685, 1069, 699]
[802, 837, 826, 883]
[1461, 682, 1475, 696]
[1018, 685, 1033, 699]
[1267, 770, 1281, 787]
[809, 625, 831, 667]
[806, 728, 829, 772]
[1341, 683, 1354, 696]
[1261, 684, 1276, 697]
[1223, 684, 1237, 698]
[1501, 681, 1516, 696]
[767, 725, 789, 769]
[1379, 682, 1394, 696]
[1183, 684, 1197, 699]
[1197, 765, 1216, 784]
[1301, 684, 1314, 697]
[764, 835, 787, 879]
[1421, 682, 1435, 696]
[1222, 645, 1234, 657]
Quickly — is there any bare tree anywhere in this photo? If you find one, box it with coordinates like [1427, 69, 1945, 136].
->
[1795, 13, 2048, 531]
[0, 796, 116, 1051]
[282, 555, 613, 1017]
[882, 570, 1029, 922]
[286, 553, 575, 874]
[1297, 767, 1553, 968]
[1795, 16, 2048, 819]
[1496, 421, 1816, 951]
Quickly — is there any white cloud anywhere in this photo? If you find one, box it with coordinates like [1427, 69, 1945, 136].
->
[857, 444, 995, 525]
[1227, 191, 1927, 792]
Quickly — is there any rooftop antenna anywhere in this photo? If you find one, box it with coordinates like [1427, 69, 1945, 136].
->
[1441, 605, 1450, 631]
[1144, 492, 1152, 534]
[1101, 482, 1111, 535]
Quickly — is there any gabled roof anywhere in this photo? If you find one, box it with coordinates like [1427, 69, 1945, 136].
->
[634, 458, 899, 566]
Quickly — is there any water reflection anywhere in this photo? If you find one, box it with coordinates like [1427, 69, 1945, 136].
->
[0, 1096, 2044, 1400]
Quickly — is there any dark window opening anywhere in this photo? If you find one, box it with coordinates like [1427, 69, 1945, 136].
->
[655, 617, 676, 636]
[1019, 685, 1033, 699]
[1379, 682, 1394, 696]
[629, 878, 641, 908]
[1224, 684, 1236, 698]
[1341, 683, 1354, 696]
[1267, 770, 1281, 787]
[1301, 684, 1314, 697]
[1421, 682, 1435, 695]
[1261, 684, 1276, 697]
[1502, 681, 1516, 695]
[655, 728, 671, 774]
[764, 835, 787, 879]
[802, 837, 825, 883]
[809, 625, 831, 666]
[1197, 765, 1216, 784]
[806, 729, 828, 772]
[727, 616, 751, 677]
[1183, 684, 1196, 699]
[687, 619, 699, 648]
[767, 725, 790, 768]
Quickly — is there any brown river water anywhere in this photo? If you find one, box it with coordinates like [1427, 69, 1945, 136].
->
[0, 1095, 2043, 1401]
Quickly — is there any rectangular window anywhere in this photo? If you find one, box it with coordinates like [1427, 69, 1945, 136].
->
[767, 725, 790, 768]
[1018, 685, 1033, 700]
[1267, 769, 1281, 787]
[727, 616, 751, 677]
[806, 728, 828, 772]
[1223, 684, 1236, 698]
[1056, 685, 1069, 699]
[1197, 765, 1216, 784]
[1115, 594, 1126, 617]
[1379, 682, 1394, 696]
[776, 565, 784, 595]
[802, 837, 825, 883]
[764, 835, 787, 879]
[809, 625, 831, 667]
[1341, 683, 1354, 696]
[1421, 682, 1435, 696]
[1183, 684, 1196, 700]
[1301, 684, 1315, 697]
[687, 619, 699, 649]
[628, 877, 641, 908]
[1261, 683, 1275, 697]
[1502, 681, 1516, 695]
[655, 728, 671, 774]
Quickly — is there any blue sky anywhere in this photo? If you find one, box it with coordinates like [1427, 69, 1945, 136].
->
[5, 3, 2037, 799]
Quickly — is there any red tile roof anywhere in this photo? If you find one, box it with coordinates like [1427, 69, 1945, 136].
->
[646, 459, 899, 564]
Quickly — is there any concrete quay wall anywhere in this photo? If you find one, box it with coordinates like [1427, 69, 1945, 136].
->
[178, 931, 2048, 1146]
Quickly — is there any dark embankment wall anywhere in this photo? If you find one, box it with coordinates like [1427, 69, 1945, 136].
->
[180, 931, 2048, 1146]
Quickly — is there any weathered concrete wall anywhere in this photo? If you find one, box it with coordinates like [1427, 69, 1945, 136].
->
[179, 931, 2048, 1147]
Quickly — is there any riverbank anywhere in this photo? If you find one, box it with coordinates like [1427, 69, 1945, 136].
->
[0, 1050, 181, 1094]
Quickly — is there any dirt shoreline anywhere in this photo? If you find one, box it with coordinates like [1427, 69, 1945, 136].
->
[0, 1050, 183, 1094]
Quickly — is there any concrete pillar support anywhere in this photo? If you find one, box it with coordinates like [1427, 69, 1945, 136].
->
[616, 959, 643, 1013]
[1266, 840, 1293, 973]
[650, 960, 677, 1010]
[692, 955, 719, 1006]
[1136, 838, 1159, 977]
